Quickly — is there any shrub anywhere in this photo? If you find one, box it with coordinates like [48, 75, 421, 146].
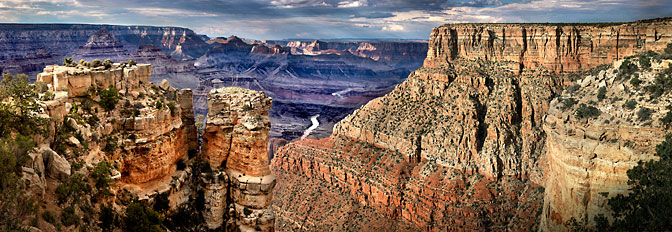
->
[92, 59, 103, 68]
[103, 136, 118, 154]
[55, 174, 91, 205]
[63, 57, 74, 66]
[42, 210, 57, 224]
[597, 86, 607, 101]
[243, 207, 253, 216]
[566, 84, 581, 94]
[630, 76, 642, 87]
[82, 99, 93, 112]
[637, 107, 653, 121]
[60, 206, 80, 226]
[639, 56, 651, 70]
[41, 91, 55, 101]
[99, 205, 116, 231]
[559, 97, 577, 110]
[153, 192, 170, 213]
[167, 102, 176, 116]
[124, 202, 163, 232]
[92, 161, 112, 191]
[127, 59, 137, 66]
[660, 111, 672, 127]
[623, 100, 637, 110]
[575, 104, 600, 119]
[617, 59, 639, 80]
[99, 85, 119, 111]
[103, 59, 113, 69]
[35, 81, 48, 93]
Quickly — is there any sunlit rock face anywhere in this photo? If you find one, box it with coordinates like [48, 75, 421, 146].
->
[201, 86, 276, 231]
[272, 18, 672, 231]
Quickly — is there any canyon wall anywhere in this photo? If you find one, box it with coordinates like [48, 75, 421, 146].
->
[425, 18, 672, 73]
[272, 18, 672, 231]
[541, 59, 672, 230]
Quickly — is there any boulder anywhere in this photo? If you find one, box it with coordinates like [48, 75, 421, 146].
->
[159, 79, 172, 91]
[41, 146, 71, 180]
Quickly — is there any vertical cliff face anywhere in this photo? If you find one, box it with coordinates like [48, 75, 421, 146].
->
[425, 19, 672, 73]
[541, 59, 671, 230]
[272, 18, 672, 231]
[201, 87, 275, 231]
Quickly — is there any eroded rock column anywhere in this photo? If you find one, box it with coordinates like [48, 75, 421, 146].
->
[202, 87, 275, 231]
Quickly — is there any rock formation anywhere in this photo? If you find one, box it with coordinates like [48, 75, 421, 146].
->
[201, 87, 275, 231]
[272, 18, 672, 231]
[541, 58, 672, 230]
[69, 28, 130, 62]
[37, 63, 151, 97]
[425, 18, 672, 73]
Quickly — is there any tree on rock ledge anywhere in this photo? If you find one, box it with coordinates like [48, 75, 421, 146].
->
[606, 133, 672, 231]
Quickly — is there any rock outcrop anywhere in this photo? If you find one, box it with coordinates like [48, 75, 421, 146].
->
[201, 87, 275, 231]
[541, 58, 671, 230]
[272, 18, 672, 231]
[36, 63, 151, 97]
[425, 18, 672, 73]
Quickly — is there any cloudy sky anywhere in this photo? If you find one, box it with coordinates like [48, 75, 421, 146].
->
[1, 0, 670, 40]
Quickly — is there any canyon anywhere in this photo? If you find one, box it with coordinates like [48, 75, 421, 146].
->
[272, 18, 672, 231]
[19, 60, 277, 231]
[0, 24, 428, 154]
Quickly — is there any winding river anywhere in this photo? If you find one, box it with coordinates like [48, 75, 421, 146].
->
[300, 114, 320, 140]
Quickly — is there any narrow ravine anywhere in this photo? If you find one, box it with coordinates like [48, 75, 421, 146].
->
[301, 114, 320, 139]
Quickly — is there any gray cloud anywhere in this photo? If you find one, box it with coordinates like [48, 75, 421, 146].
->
[1, 0, 669, 40]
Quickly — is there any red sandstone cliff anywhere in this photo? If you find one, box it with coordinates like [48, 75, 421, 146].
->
[272, 18, 672, 231]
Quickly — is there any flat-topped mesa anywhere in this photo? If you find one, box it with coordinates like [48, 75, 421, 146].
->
[201, 87, 275, 231]
[425, 18, 672, 72]
[36, 63, 151, 97]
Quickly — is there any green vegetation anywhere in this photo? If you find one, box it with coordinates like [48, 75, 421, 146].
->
[629, 76, 642, 87]
[99, 85, 119, 111]
[61, 206, 80, 227]
[645, 66, 672, 99]
[623, 100, 637, 110]
[124, 202, 164, 232]
[0, 74, 43, 230]
[616, 59, 639, 81]
[103, 136, 118, 154]
[167, 102, 176, 116]
[55, 174, 92, 205]
[637, 107, 653, 122]
[92, 161, 112, 193]
[99, 204, 117, 231]
[575, 104, 601, 119]
[559, 97, 577, 110]
[153, 192, 170, 213]
[599, 134, 672, 230]
[597, 86, 607, 101]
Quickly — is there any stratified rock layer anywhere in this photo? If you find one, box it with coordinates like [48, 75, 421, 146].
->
[541, 59, 671, 230]
[202, 87, 275, 231]
[272, 18, 672, 231]
[425, 18, 672, 73]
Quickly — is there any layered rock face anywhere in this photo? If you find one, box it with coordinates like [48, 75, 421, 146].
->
[37, 63, 151, 97]
[201, 87, 275, 231]
[272, 18, 672, 231]
[541, 59, 671, 230]
[69, 28, 129, 62]
[0, 23, 208, 61]
[425, 18, 672, 73]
